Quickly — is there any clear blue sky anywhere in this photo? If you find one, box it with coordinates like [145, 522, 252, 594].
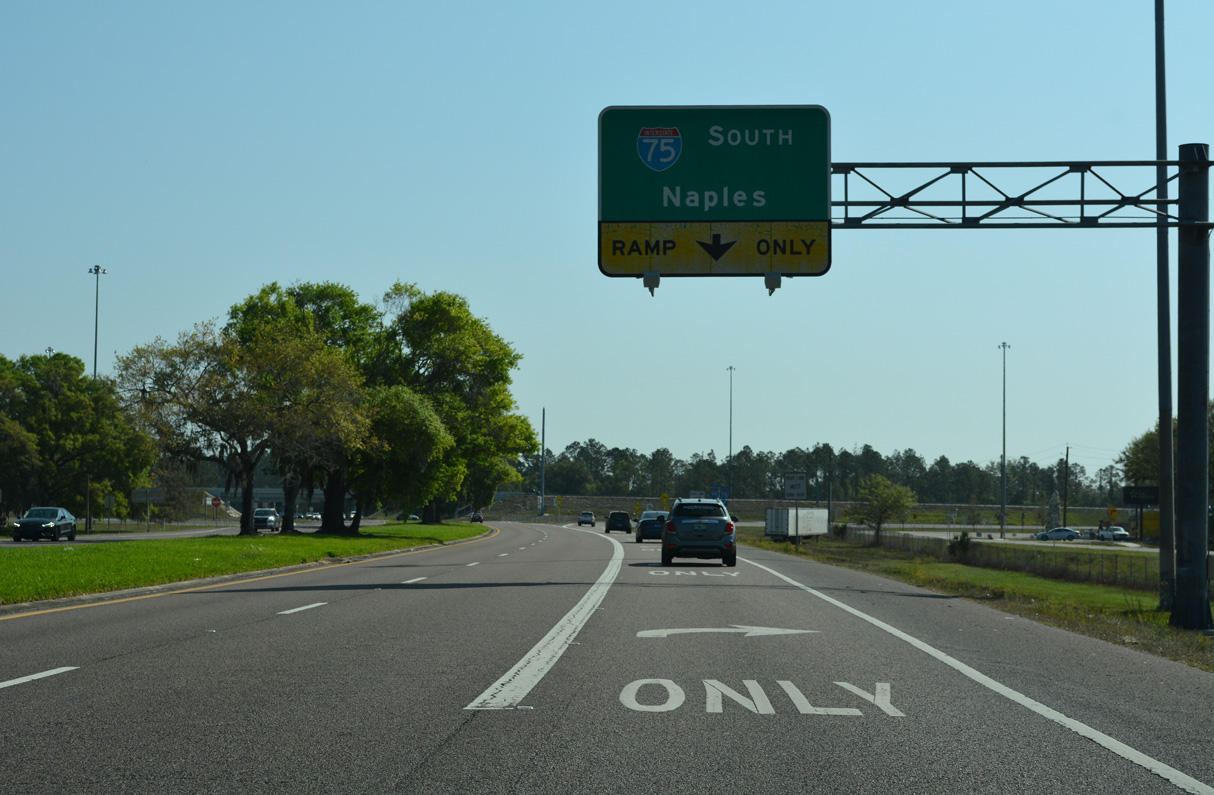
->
[4, 1, 1212, 479]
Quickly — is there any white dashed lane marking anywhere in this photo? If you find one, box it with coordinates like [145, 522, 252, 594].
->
[277, 603, 327, 615]
[0, 667, 78, 690]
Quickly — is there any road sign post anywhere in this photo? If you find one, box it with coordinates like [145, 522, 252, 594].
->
[599, 106, 830, 292]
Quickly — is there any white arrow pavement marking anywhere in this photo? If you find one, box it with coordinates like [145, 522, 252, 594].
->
[637, 625, 818, 638]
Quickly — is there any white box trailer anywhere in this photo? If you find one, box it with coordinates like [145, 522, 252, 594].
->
[765, 508, 828, 539]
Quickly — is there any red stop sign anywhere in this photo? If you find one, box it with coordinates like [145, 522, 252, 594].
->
[211, 497, 222, 508]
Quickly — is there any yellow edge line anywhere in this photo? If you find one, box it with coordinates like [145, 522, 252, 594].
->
[0, 525, 500, 622]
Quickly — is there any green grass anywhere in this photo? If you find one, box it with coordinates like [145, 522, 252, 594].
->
[740, 530, 1214, 673]
[0, 522, 485, 605]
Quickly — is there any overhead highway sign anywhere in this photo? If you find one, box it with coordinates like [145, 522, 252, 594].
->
[599, 105, 830, 281]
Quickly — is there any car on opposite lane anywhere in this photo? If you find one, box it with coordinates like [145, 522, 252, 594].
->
[1036, 526, 1079, 541]
[253, 508, 280, 531]
[11, 507, 77, 542]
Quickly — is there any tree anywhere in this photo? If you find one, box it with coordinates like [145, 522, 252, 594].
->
[1114, 411, 1214, 498]
[226, 282, 382, 532]
[923, 456, 952, 504]
[852, 474, 917, 546]
[380, 283, 536, 521]
[349, 385, 453, 519]
[0, 352, 155, 517]
[645, 448, 678, 497]
[679, 451, 721, 497]
[1045, 491, 1062, 531]
[116, 322, 366, 535]
[0, 414, 41, 517]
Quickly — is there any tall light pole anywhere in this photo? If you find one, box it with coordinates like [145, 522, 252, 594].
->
[1154, 0, 1176, 611]
[999, 342, 1010, 538]
[726, 365, 735, 501]
[86, 266, 107, 533]
[88, 266, 107, 377]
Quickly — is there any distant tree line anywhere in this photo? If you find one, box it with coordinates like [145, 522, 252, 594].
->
[1, 281, 535, 535]
[514, 440, 1130, 508]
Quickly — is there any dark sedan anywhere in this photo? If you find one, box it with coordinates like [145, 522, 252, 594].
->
[12, 507, 77, 542]
[634, 517, 664, 544]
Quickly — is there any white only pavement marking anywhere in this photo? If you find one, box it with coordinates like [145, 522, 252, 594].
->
[402, 577, 427, 584]
[0, 667, 78, 690]
[277, 602, 327, 615]
[466, 562, 480, 567]
[742, 557, 1214, 795]
[466, 528, 624, 710]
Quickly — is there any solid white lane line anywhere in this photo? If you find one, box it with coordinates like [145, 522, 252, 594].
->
[277, 602, 327, 615]
[466, 529, 624, 710]
[0, 667, 78, 690]
[402, 577, 427, 584]
[742, 557, 1214, 795]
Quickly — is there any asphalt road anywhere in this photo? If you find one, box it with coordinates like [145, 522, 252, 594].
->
[2, 521, 1212, 794]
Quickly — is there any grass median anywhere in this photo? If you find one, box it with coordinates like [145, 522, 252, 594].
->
[739, 529, 1214, 673]
[0, 522, 486, 606]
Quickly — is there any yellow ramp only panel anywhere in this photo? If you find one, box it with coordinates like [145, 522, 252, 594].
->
[599, 221, 829, 276]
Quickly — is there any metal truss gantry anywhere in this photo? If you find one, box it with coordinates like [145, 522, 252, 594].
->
[831, 159, 1190, 229]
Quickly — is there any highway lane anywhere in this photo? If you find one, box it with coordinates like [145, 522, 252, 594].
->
[2, 521, 1212, 794]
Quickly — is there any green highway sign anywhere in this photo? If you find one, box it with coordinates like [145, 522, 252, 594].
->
[599, 105, 830, 278]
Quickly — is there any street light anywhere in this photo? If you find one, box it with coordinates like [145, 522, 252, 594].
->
[86, 266, 107, 534]
[88, 266, 107, 377]
[999, 342, 1010, 538]
[727, 365, 735, 500]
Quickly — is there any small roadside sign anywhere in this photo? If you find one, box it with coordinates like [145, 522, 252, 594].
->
[783, 472, 808, 501]
[131, 488, 164, 503]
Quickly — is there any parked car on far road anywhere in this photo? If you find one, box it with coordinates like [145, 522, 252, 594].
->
[1036, 527, 1078, 541]
[11, 507, 77, 542]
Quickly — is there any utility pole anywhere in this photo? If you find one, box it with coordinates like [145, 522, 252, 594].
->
[539, 408, 546, 516]
[999, 342, 1010, 538]
[1062, 446, 1070, 527]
